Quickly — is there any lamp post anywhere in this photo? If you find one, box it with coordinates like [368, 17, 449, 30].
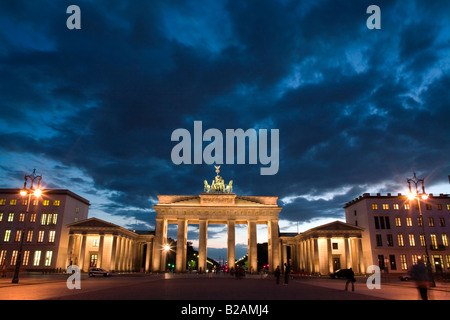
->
[407, 172, 435, 287]
[12, 169, 42, 284]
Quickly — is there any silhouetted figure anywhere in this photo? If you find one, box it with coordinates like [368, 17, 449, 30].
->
[275, 266, 281, 285]
[411, 258, 431, 300]
[345, 268, 356, 291]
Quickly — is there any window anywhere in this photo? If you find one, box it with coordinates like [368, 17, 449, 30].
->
[8, 213, 14, 222]
[395, 217, 401, 227]
[400, 255, 408, 270]
[332, 243, 338, 250]
[406, 217, 412, 227]
[44, 251, 52, 266]
[14, 230, 21, 242]
[409, 234, 416, 246]
[52, 214, 58, 225]
[412, 255, 418, 265]
[53, 200, 60, 206]
[3, 230, 11, 242]
[43, 200, 49, 206]
[404, 203, 410, 210]
[33, 251, 41, 266]
[376, 234, 383, 246]
[11, 250, 18, 265]
[437, 204, 443, 210]
[417, 217, 423, 227]
[26, 230, 33, 242]
[41, 214, 47, 225]
[387, 234, 394, 246]
[430, 234, 438, 249]
[372, 204, 378, 210]
[23, 251, 30, 266]
[19, 213, 25, 222]
[426, 204, 432, 210]
[49, 230, 56, 243]
[10, 199, 17, 206]
[21, 199, 28, 206]
[447, 204, 450, 211]
[389, 255, 397, 270]
[0, 250, 6, 265]
[393, 204, 399, 210]
[420, 234, 426, 247]
[30, 213, 36, 223]
[37, 230, 45, 242]
[439, 218, 445, 227]
[398, 234, 405, 247]
[428, 217, 434, 227]
[92, 239, 99, 247]
[442, 234, 448, 247]
[0, 199, 5, 205]
[383, 204, 389, 210]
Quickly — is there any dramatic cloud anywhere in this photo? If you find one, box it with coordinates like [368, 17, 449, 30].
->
[0, 1, 449, 256]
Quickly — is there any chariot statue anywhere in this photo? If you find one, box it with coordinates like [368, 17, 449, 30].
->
[204, 166, 234, 194]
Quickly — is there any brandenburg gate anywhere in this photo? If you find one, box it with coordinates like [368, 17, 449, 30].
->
[151, 167, 282, 273]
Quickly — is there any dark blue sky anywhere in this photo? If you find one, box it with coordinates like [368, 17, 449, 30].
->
[0, 1, 449, 256]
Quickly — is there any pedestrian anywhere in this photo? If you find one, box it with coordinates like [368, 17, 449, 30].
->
[275, 266, 281, 284]
[410, 257, 431, 300]
[344, 268, 356, 291]
[284, 263, 290, 285]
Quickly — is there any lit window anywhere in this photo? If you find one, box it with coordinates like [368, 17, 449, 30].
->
[43, 200, 49, 206]
[21, 199, 28, 206]
[393, 204, 399, 210]
[442, 234, 448, 247]
[0, 199, 6, 205]
[38, 231, 45, 242]
[49, 231, 56, 243]
[8, 213, 14, 222]
[406, 217, 412, 227]
[19, 213, 25, 222]
[26, 230, 33, 242]
[447, 204, 450, 211]
[420, 234, 426, 247]
[33, 251, 41, 266]
[430, 234, 437, 249]
[41, 214, 47, 225]
[382, 204, 389, 210]
[372, 204, 378, 210]
[23, 251, 30, 266]
[10, 199, 17, 206]
[395, 217, 401, 227]
[400, 255, 408, 270]
[398, 234, 404, 247]
[92, 239, 99, 247]
[404, 204, 410, 210]
[3, 230, 11, 242]
[0, 213, 2, 222]
[409, 234, 415, 246]
[0, 250, 6, 265]
[53, 200, 60, 207]
[11, 250, 18, 265]
[417, 217, 423, 227]
[30, 213, 36, 223]
[428, 217, 434, 227]
[44, 251, 52, 266]
[14, 230, 21, 242]
[52, 214, 58, 225]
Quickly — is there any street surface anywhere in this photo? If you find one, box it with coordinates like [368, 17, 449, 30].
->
[0, 272, 449, 300]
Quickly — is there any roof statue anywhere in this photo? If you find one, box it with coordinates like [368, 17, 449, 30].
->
[204, 165, 233, 194]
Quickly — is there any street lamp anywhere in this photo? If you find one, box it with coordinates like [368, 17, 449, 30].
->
[406, 172, 435, 287]
[12, 169, 42, 284]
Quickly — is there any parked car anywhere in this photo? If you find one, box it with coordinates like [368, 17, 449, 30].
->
[88, 267, 111, 277]
[399, 272, 414, 281]
[329, 269, 353, 279]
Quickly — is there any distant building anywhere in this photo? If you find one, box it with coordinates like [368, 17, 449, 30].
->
[0, 188, 89, 271]
[344, 192, 450, 274]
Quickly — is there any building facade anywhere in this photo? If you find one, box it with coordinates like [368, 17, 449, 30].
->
[0, 188, 89, 271]
[344, 192, 450, 274]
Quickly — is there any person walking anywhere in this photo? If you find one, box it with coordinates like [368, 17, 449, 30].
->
[344, 268, 356, 291]
[275, 266, 281, 285]
[410, 257, 432, 300]
[284, 263, 290, 285]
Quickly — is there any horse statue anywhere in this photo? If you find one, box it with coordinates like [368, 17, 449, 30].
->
[225, 180, 233, 193]
[204, 180, 211, 193]
[211, 175, 225, 193]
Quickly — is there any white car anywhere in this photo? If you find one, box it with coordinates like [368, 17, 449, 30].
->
[88, 267, 112, 277]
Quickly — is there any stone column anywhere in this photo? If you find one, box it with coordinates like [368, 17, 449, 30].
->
[152, 218, 166, 272]
[198, 219, 208, 272]
[66, 233, 75, 267]
[176, 219, 187, 272]
[357, 237, 365, 274]
[227, 220, 235, 270]
[313, 238, 319, 274]
[110, 234, 117, 271]
[79, 233, 87, 272]
[269, 220, 280, 273]
[344, 236, 350, 269]
[248, 220, 257, 274]
[98, 234, 104, 268]
[145, 240, 152, 272]
[327, 237, 333, 273]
